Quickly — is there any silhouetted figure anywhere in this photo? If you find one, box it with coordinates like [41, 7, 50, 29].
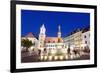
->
[67, 44, 71, 54]
[38, 49, 41, 56]
[73, 49, 77, 55]
[67, 44, 71, 59]
[43, 48, 47, 55]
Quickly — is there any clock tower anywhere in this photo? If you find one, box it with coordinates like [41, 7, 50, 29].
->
[39, 24, 46, 50]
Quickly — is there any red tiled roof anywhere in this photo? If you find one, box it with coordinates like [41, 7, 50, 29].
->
[45, 37, 63, 43]
[25, 32, 35, 38]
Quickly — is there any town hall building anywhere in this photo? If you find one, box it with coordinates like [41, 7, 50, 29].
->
[38, 24, 67, 57]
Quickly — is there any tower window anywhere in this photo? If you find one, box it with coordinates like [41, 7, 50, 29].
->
[85, 41, 87, 44]
[84, 35, 86, 38]
[89, 34, 90, 37]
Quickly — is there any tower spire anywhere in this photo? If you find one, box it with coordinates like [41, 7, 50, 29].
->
[58, 25, 61, 32]
[58, 25, 61, 38]
[40, 24, 46, 34]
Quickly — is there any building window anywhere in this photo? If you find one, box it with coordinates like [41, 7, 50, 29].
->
[84, 35, 86, 38]
[89, 34, 90, 37]
[85, 41, 87, 44]
[49, 41, 51, 43]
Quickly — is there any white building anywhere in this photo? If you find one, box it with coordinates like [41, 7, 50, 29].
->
[38, 24, 46, 51]
[63, 29, 82, 51]
[45, 43, 67, 55]
[21, 32, 38, 51]
[63, 27, 90, 52]
[81, 29, 90, 50]
[38, 24, 68, 56]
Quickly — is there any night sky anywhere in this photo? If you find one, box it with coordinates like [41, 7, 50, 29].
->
[21, 10, 90, 37]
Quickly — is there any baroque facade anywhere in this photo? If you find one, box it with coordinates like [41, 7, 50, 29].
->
[38, 24, 67, 56]
[63, 27, 90, 52]
[21, 32, 38, 51]
[21, 24, 90, 60]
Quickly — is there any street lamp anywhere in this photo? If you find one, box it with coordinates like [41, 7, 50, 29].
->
[59, 56, 63, 60]
[48, 56, 52, 60]
[54, 56, 58, 60]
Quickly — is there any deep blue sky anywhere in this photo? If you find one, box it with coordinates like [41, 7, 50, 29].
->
[21, 10, 90, 37]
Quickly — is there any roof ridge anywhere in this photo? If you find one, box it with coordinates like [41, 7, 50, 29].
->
[25, 32, 35, 38]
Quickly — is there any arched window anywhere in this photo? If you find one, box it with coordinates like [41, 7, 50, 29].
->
[84, 35, 86, 38]
[85, 41, 87, 44]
